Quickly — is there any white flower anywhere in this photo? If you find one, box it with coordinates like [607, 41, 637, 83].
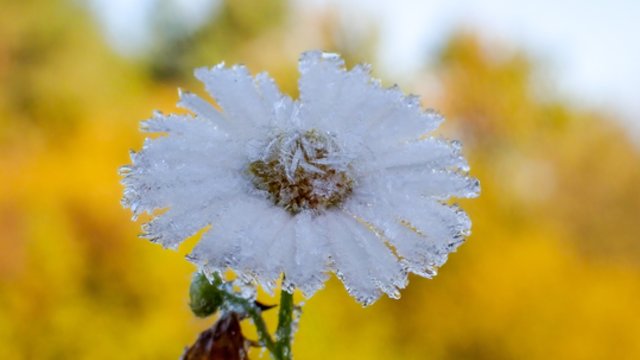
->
[121, 51, 479, 305]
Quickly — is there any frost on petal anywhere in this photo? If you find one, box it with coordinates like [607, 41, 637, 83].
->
[324, 212, 407, 305]
[141, 204, 211, 250]
[357, 135, 479, 201]
[194, 64, 292, 136]
[362, 137, 469, 172]
[139, 112, 227, 141]
[345, 141, 478, 279]
[286, 212, 330, 296]
[121, 112, 246, 247]
[297, 51, 442, 151]
[391, 198, 472, 270]
[374, 169, 480, 201]
[188, 197, 294, 294]
[188, 197, 266, 275]
[297, 51, 344, 128]
[177, 90, 225, 124]
[254, 72, 296, 129]
[346, 186, 473, 279]
[122, 134, 242, 213]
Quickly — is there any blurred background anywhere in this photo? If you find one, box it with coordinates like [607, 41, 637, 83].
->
[1, 0, 639, 358]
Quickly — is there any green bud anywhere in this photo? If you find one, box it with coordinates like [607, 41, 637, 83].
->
[189, 272, 224, 318]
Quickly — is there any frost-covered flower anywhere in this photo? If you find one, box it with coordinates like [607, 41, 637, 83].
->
[121, 51, 479, 305]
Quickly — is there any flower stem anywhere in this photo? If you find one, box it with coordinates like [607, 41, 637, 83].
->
[211, 275, 277, 355]
[274, 288, 294, 360]
[239, 296, 277, 355]
[205, 273, 295, 359]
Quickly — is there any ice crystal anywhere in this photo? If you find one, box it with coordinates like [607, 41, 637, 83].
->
[121, 51, 479, 305]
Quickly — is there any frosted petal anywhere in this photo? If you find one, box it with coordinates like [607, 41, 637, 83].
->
[195, 64, 274, 132]
[286, 212, 330, 296]
[255, 72, 296, 129]
[297, 51, 442, 152]
[120, 111, 247, 221]
[140, 112, 226, 139]
[141, 202, 214, 249]
[346, 201, 441, 277]
[359, 167, 480, 201]
[322, 212, 380, 305]
[345, 190, 472, 278]
[260, 216, 297, 293]
[177, 90, 226, 125]
[324, 212, 406, 305]
[363, 138, 468, 172]
[188, 197, 293, 292]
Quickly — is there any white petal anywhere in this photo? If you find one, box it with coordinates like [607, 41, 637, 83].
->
[255, 72, 297, 129]
[324, 211, 406, 305]
[125, 138, 239, 193]
[362, 138, 468, 172]
[356, 167, 480, 202]
[140, 201, 216, 250]
[247, 208, 296, 292]
[177, 90, 227, 128]
[345, 192, 471, 278]
[285, 212, 330, 296]
[188, 196, 293, 292]
[121, 114, 246, 218]
[140, 112, 226, 138]
[297, 51, 442, 151]
[297, 51, 345, 129]
[194, 64, 286, 136]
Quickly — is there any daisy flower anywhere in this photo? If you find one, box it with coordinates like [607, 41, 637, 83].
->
[121, 51, 479, 305]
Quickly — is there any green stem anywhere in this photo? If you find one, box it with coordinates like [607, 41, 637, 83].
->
[274, 288, 294, 360]
[212, 276, 277, 355]
[237, 295, 277, 355]
[206, 273, 295, 359]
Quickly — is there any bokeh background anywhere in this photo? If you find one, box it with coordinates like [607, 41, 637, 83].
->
[2, 0, 640, 359]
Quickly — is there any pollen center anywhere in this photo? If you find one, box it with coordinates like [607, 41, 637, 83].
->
[248, 129, 354, 215]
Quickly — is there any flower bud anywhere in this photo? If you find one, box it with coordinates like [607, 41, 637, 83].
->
[189, 272, 224, 318]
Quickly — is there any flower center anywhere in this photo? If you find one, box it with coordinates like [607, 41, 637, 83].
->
[248, 129, 354, 215]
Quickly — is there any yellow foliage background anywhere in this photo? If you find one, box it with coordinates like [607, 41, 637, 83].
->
[1, 1, 639, 359]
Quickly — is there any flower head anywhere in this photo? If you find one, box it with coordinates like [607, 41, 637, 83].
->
[121, 51, 479, 305]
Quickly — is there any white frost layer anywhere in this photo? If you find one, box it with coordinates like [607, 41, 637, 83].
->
[121, 51, 479, 305]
